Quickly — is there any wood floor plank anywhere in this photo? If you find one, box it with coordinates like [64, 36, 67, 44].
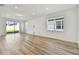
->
[0, 33, 79, 55]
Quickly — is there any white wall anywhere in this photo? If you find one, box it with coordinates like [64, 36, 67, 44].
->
[19, 21, 26, 34]
[77, 6, 79, 46]
[0, 18, 6, 36]
[26, 8, 78, 43]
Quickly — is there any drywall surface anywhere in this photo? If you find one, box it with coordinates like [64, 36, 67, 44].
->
[0, 18, 6, 36]
[77, 6, 79, 45]
[26, 8, 78, 43]
[19, 21, 26, 34]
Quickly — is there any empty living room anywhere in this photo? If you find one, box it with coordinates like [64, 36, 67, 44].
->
[0, 4, 79, 55]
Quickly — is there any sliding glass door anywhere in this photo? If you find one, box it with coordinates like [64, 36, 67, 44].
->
[6, 21, 20, 33]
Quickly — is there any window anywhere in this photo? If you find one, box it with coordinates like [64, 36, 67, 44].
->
[55, 17, 64, 31]
[6, 21, 20, 33]
[47, 16, 64, 32]
[47, 19, 55, 31]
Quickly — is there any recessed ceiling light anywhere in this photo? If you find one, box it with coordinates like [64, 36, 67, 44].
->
[16, 13, 23, 16]
[46, 8, 49, 10]
[14, 6, 18, 9]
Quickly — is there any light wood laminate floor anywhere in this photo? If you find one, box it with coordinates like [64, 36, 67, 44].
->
[0, 33, 79, 55]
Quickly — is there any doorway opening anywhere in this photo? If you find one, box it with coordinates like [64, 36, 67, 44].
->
[6, 21, 20, 33]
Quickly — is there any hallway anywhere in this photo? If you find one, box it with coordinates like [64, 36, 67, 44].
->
[0, 33, 78, 55]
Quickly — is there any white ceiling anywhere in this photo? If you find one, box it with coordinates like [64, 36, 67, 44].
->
[0, 4, 77, 21]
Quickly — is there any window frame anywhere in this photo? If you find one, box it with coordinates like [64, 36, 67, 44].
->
[55, 19, 64, 31]
[47, 16, 64, 32]
[47, 18, 55, 31]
